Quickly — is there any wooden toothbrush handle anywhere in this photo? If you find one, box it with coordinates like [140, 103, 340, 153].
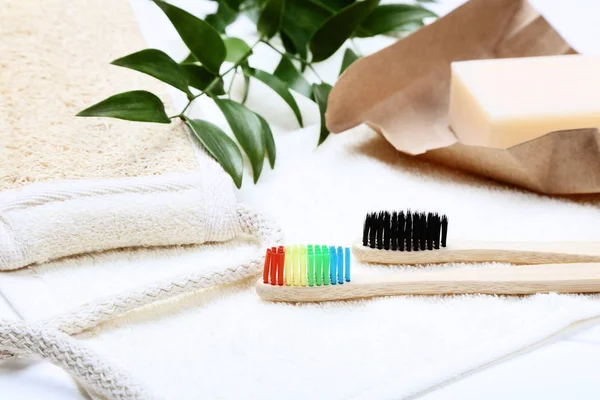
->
[352, 240, 600, 265]
[255, 263, 600, 302]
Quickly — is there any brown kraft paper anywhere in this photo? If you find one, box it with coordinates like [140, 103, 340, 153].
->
[325, 0, 600, 195]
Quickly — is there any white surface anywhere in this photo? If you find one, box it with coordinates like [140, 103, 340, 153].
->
[3, 0, 600, 399]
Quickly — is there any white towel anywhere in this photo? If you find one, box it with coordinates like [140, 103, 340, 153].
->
[0, 172, 239, 271]
[4, 126, 600, 400]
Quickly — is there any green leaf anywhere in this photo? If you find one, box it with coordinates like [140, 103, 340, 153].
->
[223, 0, 244, 10]
[273, 56, 313, 99]
[224, 37, 252, 63]
[77, 91, 170, 124]
[257, 114, 276, 168]
[214, 98, 265, 183]
[280, 30, 298, 55]
[181, 53, 197, 64]
[339, 48, 360, 75]
[186, 118, 244, 188]
[309, 0, 379, 62]
[111, 49, 191, 96]
[312, 83, 332, 145]
[244, 67, 303, 127]
[393, 20, 425, 33]
[280, 27, 309, 60]
[205, 2, 238, 33]
[311, 0, 356, 11]
[356, 4, 436, 37]
[180, 64, 225, 95]
[243, 0, 268, 22]
[279, 0, 331, 60]
[257, 0, 285, 39]
[241, 62, 251, 104]
[154, 0, 226, 74]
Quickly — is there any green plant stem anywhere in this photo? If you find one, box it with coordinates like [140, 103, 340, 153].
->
[227, 67, 238, 97]
[260, 40, 297, 61]
[308, 0, 336, 13]
[306, 64, 324, 83]
[173, 39, 261, 120]
[260, 40, 325, 82]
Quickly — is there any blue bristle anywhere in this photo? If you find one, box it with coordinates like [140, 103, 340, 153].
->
[344, 247, 351, 282]
[337, 246, 343, 284]
[329, 246, 337, 285]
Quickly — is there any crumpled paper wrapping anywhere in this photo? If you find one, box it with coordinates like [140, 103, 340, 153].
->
[326, 0, 600, 194]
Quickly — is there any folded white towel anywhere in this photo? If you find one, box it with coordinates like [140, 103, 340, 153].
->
[0, 172, 239, 271]
[0, 170, 282, 399]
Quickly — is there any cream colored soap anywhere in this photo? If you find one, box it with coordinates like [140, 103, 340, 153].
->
[448, 55, 600, 149]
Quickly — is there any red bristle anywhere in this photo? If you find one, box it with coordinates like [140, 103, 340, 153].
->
[270, 248, 278, 285]
[263, 248, 272, 284]
[275, 246, 284, 286]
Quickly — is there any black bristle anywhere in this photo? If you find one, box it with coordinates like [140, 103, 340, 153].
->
[419, 213, 427, 250]
[362, 214, 370, 247]
[391, 211, 398, 251]
[363, 210, 449, 252]
[368, 212, 376, 248]
[441, 215, 448, 247]
[383, 212, 391, 250]
[426, 213, 434, 250]
[412, 212, 420, 251]
[420, 213, 427, 250]
[433, 213, 440, 249]
[398, 211, 405, 251]
[375, 212, 384, 249]
[405, 212, 412, 252]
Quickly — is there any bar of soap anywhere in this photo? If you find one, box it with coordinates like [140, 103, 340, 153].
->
[448, 55, 600, 149]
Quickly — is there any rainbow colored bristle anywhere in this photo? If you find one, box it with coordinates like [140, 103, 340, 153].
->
[263, 245, 351, 286]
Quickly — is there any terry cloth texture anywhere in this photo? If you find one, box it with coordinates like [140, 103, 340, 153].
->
[5, 128, 600, 400]
[0, 172, 239, 271]
[0, 0, 199, 191]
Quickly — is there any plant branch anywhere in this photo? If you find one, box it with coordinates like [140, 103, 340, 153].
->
[261, 40, 305, 63]
[260, 39, 325, 82]
[307, 0, 336, 14]
[306, 64, 324, 83]
[174, 39, 261, 120]
[227, 67, 238, 97]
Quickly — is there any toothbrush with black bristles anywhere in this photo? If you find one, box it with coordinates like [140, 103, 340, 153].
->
[256, 211, 600, 302]
[354, 210, 600, 265]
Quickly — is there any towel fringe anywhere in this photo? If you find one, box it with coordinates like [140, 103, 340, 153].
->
[0, 204, 282, 400]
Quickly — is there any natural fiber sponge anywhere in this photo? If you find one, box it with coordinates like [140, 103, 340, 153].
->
[448, 55, 600, 149]
[0, 172, 239, 271]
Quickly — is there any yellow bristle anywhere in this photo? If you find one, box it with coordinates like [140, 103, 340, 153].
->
[284, 245, 292, 285]
[299, 245, 307, 286]
[292, 245, 300, 286]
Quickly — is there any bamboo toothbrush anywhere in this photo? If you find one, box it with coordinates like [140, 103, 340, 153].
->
[255, 245, 600, 302]
[353, 211, 600, 265]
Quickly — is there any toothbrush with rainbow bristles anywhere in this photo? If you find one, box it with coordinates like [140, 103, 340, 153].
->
[255, 211, 600, 302]
[261, 245, 351, 288]
[256, 244, 600, 302]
